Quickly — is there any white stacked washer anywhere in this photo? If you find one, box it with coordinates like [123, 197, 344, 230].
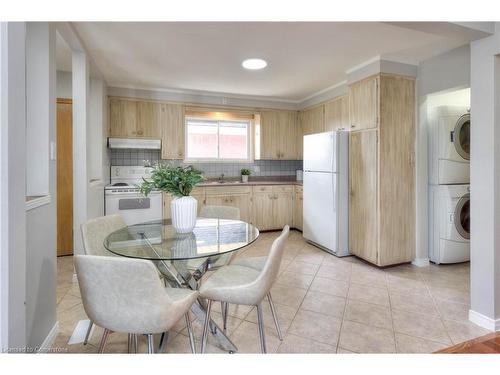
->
[428, 106, 470, 264]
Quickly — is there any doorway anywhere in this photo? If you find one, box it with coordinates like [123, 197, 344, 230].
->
[56, 98, 73, 256]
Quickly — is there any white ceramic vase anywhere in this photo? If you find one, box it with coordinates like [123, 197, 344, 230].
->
[171, 196, 197, 233]
[241, 175, 249, 183]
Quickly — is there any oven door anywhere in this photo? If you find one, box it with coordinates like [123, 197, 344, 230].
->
[105, 190, 163, 226]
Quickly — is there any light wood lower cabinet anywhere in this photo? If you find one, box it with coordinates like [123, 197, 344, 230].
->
[251, 191, 275, 230]
[293, 186, 303, 231]
[251, 185, 294, 231]
[162, 184, 300, 231]
[349, 130, 378, 264]
[205, 186, 252, 223]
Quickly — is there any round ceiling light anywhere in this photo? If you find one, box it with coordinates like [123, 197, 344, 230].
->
[242, 58, 267, 70]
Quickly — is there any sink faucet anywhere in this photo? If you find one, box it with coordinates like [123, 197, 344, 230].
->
[218, 173, 225, 183]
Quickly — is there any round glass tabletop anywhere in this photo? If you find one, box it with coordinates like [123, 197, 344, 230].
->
[104, 218, 260, 261]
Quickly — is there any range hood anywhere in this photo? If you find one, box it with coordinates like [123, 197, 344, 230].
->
[108, 138, 161, 150]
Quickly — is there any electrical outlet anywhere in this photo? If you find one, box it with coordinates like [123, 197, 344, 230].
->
[253, 166, 260, 173]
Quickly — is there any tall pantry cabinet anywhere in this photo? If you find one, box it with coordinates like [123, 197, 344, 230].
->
[348, 74, 415, 266]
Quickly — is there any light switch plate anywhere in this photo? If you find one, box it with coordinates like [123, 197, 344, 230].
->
[50, 141, 56, 161]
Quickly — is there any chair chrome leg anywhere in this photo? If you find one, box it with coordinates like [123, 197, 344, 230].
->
[132, 334, 138, 353]
[98, 328, 110, 353]
[267, 292, 283, 341]
[158, 332, 169, 353]
[83, 321, 93, 345]
[147, 334, 155, 354]
[127, 333, 132, 353]
[201, 300, 213, 353]
[256, 303, 267, 354]
[221, 302, 228, 331]
[185, 313, 196, 354]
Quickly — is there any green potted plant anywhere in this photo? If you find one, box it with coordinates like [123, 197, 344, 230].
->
[140, 163, 203, 233]
[240, 168, 251, 183]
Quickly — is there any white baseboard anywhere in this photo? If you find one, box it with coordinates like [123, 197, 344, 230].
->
[37, 321, 59, 353]
[411, 258, 430, 267]
[469, 309, 500, 331]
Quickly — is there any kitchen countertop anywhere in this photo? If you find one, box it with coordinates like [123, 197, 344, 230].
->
[197, 177, 303, 187]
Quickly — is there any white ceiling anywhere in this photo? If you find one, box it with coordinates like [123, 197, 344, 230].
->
[56, 31, 73, 72]
[72, 22, 473, 102]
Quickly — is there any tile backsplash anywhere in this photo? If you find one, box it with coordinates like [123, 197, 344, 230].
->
[110, 149, 303, 177]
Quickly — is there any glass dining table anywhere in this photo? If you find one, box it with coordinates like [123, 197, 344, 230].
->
[104, 217, 260, 353]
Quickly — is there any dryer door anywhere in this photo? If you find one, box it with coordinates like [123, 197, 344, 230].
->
[454, 192, 470, 240]
[452, 113, 470, 161]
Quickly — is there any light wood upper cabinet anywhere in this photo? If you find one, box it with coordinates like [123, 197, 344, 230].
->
[259, 111, 282, 160]
[137, 101, 161, 137]
[299, 105, 325, 136]
[349, 130, 378, 264]
[109, 98, 138, 137]
[161, 103, 185, 160]
[109, 98, 161, 138]
[348, 74, 415, 267]
[349, 75, 379, 131]
[280, 111, 299, 159]
[259, 110, 299, 160]
[298, 105, 325, 159]
[325, 95, 349, 132]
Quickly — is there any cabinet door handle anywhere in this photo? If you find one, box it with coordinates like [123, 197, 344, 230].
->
[137, 130, 144, 135]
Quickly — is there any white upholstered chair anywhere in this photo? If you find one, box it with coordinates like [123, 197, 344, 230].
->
[197, 205, 242, 321]
[81, 214, 126, 257]
[199, 226, 290, 353]
[80, 214, 126, 345]
[74, 255, 199, 353]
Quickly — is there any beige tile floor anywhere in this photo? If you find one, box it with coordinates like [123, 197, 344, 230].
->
[53, 230, 488, 354]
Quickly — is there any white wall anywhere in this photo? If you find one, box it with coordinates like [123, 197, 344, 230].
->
[0, 22, 27, 351]
[87, 78, 109, 221]
[418, 45, 471, 97]
[56, 70, 72, 99]
[26, 23, 51, 197]
[469, 30, 500, 330]
[71, 55, 110, 255]
[25, 22, 58, 350]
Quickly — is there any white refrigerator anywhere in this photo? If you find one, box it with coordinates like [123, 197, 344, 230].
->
[303, 131, 349, 256]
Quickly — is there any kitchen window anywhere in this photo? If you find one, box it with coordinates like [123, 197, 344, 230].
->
[185, 116, 252, 162]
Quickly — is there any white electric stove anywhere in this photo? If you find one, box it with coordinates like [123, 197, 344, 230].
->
[105, 166, 163, 226]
